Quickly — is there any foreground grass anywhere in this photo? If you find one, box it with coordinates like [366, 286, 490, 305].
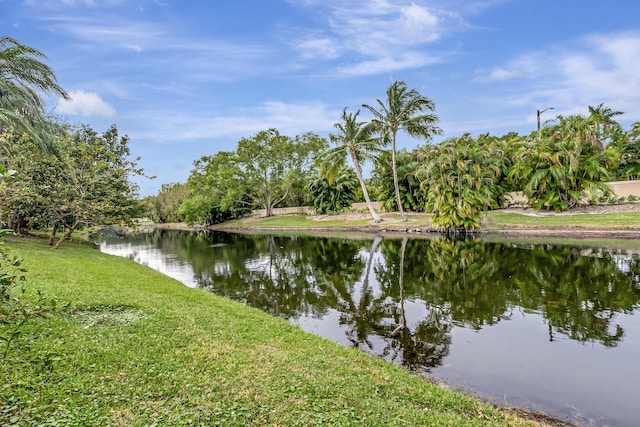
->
[1, 238, 539, 426]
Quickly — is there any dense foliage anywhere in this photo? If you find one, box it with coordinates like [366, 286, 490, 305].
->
[416, 134, 505, 232]
[510, 114, 618, 211]
[308, 167, 359, 214]
[180, 130, 326, 225]
[1, 36, 145, 245]
[372, 149, 425, 212]
[1, 125, 145, 247]
[144, 182, 190, 223]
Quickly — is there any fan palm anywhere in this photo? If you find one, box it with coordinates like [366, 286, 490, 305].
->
[363, 81, 441, 221]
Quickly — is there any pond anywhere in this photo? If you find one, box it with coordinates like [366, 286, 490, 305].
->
[99, 229, 640, 427]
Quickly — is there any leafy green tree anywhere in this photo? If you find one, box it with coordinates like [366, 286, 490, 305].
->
[148, 182, 190, 223]
[319, 108, 382, 222]
[5, 124, 145, 248]
[510, 115, 617, 211]
[607, 122, 640, 180]
[235, 129, 327, 217]
[0, 36, 69, 149]
[416, 134, 505, 232]
[308, 166, 358, 214]
[182, 130, 324, 223]
[180, 151, 248, 225]
[363, 81, 441, 222]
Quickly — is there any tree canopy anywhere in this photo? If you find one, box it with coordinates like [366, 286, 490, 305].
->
[1, 124, 145, 248]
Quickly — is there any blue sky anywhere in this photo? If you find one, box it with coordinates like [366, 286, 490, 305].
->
[3, 0, 640, 196]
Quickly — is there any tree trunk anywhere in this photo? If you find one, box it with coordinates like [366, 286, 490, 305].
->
[265, 192, 272, 217]
[351, 154, 381, 223]
[48, 223, 58, 245]
[391, 134, 406, 221]
[53, 223, 77, 250]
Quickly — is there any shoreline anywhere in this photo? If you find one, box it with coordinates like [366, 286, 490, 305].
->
[144, 218, 640, 242]
[138, 203, 640, 239]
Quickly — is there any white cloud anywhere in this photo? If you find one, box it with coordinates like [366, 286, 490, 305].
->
[55, 90, 117, 117]
[475, 32, 640, 123]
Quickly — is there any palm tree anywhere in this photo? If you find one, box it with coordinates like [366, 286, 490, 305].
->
[588, 103, 623, 144]
[320, 108, 382, 223]
[363, 81, 441, 221]
[0, 36, 69, 148]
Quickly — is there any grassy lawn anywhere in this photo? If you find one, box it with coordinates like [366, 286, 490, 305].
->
[218, 213, 432, 229]
[219, 215, 376, 228]
[214, 209, 640, 233]
[0, 238, 541, 426]
[487, 211, 640, 227]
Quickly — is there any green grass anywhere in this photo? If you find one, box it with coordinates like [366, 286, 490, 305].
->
[487, 211, 640, 227]
[0, 237, 540, 426]
[219, 215, 375, 228]
[218, 213, 431, 229]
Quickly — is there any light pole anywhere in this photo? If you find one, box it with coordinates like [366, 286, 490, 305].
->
[537, 107, 554, 130]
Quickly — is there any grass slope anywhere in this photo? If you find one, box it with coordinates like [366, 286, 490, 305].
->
[2, 238, 540, 426]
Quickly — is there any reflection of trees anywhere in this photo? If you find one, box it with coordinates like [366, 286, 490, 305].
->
[521, 246, 640, 346]
[415, 238, 640, 347]
[376, 237, 451, 370]
[418, 238, 516, 329]
[337, 237, 393, 349]
[192, 233, 368, 320]
[104, 230, 640, 368]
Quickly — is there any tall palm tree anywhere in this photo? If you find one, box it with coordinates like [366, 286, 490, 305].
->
[363, 81, 441, 221]
[588, 103, 623, 144]
[0, 36, 69, 148]
[320, 108, 382, 223]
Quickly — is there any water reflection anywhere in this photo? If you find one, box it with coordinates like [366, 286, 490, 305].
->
[100, 230, 640, 426]
[102, 230, 640, 354]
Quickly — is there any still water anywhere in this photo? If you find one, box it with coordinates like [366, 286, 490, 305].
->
[99, 229, 640, 427]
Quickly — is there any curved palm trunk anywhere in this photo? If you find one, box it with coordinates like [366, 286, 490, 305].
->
[391, 134, 406, 222]
[351, 152, 381, 223]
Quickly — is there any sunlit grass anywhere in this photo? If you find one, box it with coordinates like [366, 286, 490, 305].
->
[219, 213, 432, 229]
[2, 237, 540, 426]
[220, 215, 373, 228]
[487, 211, 640, 227]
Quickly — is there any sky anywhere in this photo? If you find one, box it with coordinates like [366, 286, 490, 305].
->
[3, 0, 640, 196]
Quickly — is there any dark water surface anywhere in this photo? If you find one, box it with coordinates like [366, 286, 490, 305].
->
[99, 230, 640, 427]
